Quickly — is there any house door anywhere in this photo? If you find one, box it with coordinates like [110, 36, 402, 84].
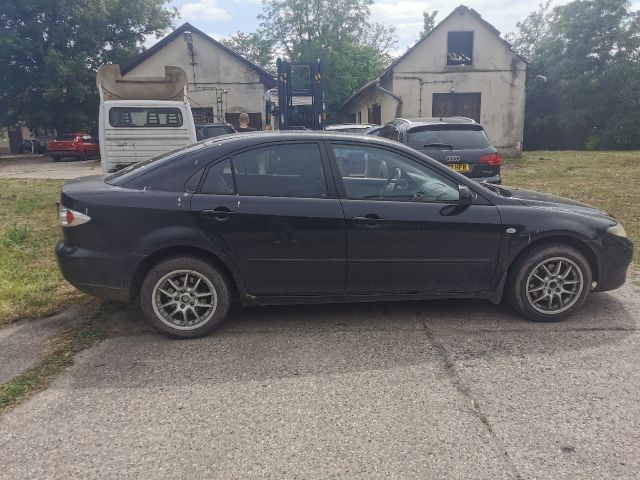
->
[432, 93, 481, 122]
[367, 105, 381, 125]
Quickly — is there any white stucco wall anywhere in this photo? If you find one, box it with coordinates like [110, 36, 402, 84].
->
[343, 8, 527, 154]
[124, 30, 271, 126]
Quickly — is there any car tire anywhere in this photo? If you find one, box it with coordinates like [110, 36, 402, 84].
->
[506, 242, 592, 322]
[140, 256, 231, 338]
[79, 151, 88, 161]
[51, 156, 61, 162]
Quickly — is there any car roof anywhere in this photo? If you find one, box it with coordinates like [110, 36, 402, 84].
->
[197, 131, 409, 153]
[325, 124, 376, 130]
[386, 117, 485, 133]
[195, 123, 234, 127]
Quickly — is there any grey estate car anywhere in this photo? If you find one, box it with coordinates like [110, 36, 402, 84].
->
[380, 117, 501, 183]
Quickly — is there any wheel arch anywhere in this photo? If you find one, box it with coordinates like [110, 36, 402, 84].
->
[508, 234, 599, 284]
[130, 245, 245, 301]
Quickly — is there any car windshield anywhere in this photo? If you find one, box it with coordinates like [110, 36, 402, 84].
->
[105, 142, 206, 185]
[407, 128, 491, 150]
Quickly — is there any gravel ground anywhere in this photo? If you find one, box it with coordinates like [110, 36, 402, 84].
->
[0, 155, 100, 179]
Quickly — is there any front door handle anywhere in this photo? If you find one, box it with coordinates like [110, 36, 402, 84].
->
[201, 207, 234, 222]
[352, 214, 384, 226]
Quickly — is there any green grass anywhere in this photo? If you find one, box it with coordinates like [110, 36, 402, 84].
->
[502, 151, 639, 264]
[0, 179, 88, 326]
[0, 321, 105, 413]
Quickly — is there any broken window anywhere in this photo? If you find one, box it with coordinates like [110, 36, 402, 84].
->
[447, 31, 473, 66]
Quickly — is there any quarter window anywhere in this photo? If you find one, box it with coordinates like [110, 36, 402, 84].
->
[201, 159, 234, 194]
[332, 145, 459, 203]
[108, 107, 183, 128]
[232, 144, 327, 198]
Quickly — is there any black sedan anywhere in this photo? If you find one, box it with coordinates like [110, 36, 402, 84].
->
[56, 133, 633, 338]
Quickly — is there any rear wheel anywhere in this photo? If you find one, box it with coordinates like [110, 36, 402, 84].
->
[506, 243, 592, 322]
[140, 256, 231, 338]
[51, 155, 61, 162]
[79, 150, 88, 161]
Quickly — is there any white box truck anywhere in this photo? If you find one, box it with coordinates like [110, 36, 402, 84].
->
[96, 64, 197, 173]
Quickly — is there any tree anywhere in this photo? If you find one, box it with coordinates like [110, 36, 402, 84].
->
[257, 0, 395, 121]
[0, 0, 177, 133]
[504, 1, 551, 62]
[220, 31, 275, 72]
[419, 10, 438, 39]
[506, 0, 640, 149]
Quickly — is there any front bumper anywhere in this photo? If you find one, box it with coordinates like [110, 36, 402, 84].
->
[593, 235, 634, 292]
[55, 240, 144, 301]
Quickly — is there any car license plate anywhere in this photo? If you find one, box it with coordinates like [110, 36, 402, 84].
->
[447, 163, 469, 173]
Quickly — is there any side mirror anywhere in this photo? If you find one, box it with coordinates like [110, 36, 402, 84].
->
[458, 185, 473, 206]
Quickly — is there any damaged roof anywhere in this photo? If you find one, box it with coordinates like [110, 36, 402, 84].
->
[340, 5, 527, 110]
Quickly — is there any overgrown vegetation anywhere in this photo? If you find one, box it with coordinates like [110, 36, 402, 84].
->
[506, 0, 640, 150]
[0, 0, 177, 133]
[0, 179, 88, 326]
[502, 151, 639, 263]
[0, 321, 105, 414]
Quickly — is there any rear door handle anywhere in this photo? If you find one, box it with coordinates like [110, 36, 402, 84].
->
[352, 214, 384, 226]
[201, 207, 234, 222]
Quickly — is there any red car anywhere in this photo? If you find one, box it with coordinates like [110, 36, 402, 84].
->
[47, 132, 100, 161]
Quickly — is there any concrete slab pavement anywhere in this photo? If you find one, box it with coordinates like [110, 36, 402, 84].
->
[0, 280, 638, 479]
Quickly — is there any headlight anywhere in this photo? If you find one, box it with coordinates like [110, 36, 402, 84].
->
[607, 223, 627, 238]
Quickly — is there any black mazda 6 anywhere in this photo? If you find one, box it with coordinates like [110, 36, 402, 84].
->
[56, 133, 633, 338]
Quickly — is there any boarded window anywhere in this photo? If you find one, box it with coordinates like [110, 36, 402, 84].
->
[432, 93, 481, 122]
[191, 107, 215, 124]
[447, 31, 473, 66]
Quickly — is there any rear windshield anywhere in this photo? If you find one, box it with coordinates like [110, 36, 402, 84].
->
[108, 107, 183, 128]
[407, 128, 491, 150]
[56, 134, 77, 141]
[196, 125, 234, 140]
[105, 142, 205, 186]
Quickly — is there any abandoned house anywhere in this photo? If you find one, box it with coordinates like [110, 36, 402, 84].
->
[121, 23, 276, 130]
[340, 5, 528, 155]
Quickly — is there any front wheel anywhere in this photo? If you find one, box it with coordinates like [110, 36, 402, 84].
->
[140, 256, 231, 338]
[506, 243, 592, 322]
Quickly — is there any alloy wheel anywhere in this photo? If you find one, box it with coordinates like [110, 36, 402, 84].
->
[152, 269, 218, 330]
[525, 257, 584, 314]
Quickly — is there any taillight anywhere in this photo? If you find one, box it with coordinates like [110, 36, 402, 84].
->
[59, 205, 91, 227]
[479, 153, 501, 166]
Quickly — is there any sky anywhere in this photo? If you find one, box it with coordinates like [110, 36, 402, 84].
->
[153, 0, 639, 56]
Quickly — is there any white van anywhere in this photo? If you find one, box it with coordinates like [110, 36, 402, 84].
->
[96, 65, 196, 173]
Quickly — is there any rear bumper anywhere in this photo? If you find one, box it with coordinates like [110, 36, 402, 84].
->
[55, 240, 143, 302]
[48, 150, 84, 158]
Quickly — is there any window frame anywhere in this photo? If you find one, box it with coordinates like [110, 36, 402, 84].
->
[325, 141, 465, 205]
[446, 31, 474, 67]
[108, 107, 184, 128]
[195, 141, 338, 199]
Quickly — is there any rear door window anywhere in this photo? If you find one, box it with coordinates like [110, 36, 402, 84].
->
[407, 128, 490, 150]
[231, 144, 327, 198]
